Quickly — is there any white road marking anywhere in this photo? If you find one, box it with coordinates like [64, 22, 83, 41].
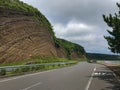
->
[0, 69, 58, 83]
[22, 82, 42, 90]
[85, 67, 96, 90]
[94, 72, 106, 76]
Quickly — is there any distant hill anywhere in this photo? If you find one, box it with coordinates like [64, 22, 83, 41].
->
[86, 53, 120, 60]
[55, 38, 85, 59]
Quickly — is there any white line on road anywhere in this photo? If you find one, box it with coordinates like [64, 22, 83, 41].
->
[22, 82, 42, 90]
[0, 69, 58, 83]
[0, 64, 76, 83]
[85, 67, 96, 90]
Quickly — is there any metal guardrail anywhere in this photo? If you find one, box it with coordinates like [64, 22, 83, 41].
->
[0, 61, 77, 72]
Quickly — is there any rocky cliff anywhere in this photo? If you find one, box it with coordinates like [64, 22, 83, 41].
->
[0, 0, 85, 63]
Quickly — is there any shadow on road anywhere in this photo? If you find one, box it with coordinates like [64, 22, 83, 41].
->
[94, 75, 120, 90]
[93, 67, 120, 90]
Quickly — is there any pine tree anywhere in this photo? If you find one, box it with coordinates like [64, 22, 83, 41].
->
[103, 3, 120, 53]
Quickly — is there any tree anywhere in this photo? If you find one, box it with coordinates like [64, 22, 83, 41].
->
[103, 3, 120, 53]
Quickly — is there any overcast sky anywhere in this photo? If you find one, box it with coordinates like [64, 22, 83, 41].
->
[21, 0, 119, 54]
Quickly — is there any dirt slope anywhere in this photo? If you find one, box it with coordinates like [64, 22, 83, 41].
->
[0, 7, 59, 63]
[0, 5, 85, 63]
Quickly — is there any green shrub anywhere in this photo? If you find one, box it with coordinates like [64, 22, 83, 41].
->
[54, 38, 85, 59]
[0, 0, 54, 35]
[21, 66, 30, 72]
[58, 64, 61, 67]
[30, 66, 36, 71]
[34, 66, 40, 70]
[0, 69, 6, 76]
[11, 68, 21, 74]
[41, 65, 45, 69]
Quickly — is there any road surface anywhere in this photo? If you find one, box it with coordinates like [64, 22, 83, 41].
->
[0, 62, 119, 90]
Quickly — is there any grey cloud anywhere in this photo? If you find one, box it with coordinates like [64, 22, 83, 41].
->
[20, 0, 119, 54]
[53, 21, 108, 53]
[21, 0, 119, 25]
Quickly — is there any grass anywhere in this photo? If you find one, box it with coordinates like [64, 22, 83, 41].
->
[0, 56, 86, 76]
[0, 56, 86, 66]
[0, 0, 54, 36]
[0, 60, 78, 77]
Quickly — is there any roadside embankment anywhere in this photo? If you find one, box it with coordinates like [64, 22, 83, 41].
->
[106, 65, 120, 79]
[101, 63, 120, 79]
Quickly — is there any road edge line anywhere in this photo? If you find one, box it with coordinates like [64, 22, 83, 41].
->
[0, 69, 58, 83]
[22, 82, 42, 90]
[85, 67, 96, 90]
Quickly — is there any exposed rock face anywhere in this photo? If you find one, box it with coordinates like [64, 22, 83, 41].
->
[0, 7, 58, 63]
[71, 51, 85, 59]
[56, 47, 67, 58]
[0, 6, 85, 63]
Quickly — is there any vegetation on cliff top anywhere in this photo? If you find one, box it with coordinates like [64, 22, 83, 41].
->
[0, 0, 54, 35]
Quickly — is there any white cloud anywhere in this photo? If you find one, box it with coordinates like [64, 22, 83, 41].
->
[53, 20, 110, 53]
[54, 20, 96, 37]
[54, 20, 97, 40]
[20, 0, 120, 54]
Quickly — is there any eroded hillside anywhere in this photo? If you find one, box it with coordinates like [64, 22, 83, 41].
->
[0, 6, 59, 63]
[0, 0, 85, 63]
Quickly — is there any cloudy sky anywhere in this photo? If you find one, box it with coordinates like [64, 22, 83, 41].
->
[21, 0, 119, 54]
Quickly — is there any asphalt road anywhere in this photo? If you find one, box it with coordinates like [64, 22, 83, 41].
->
[0, 62, 119, 90]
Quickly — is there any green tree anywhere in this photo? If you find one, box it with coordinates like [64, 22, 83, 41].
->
[103, 3, 120, 53]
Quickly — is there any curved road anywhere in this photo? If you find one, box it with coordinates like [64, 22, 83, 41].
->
[0, 62, 119, 90]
